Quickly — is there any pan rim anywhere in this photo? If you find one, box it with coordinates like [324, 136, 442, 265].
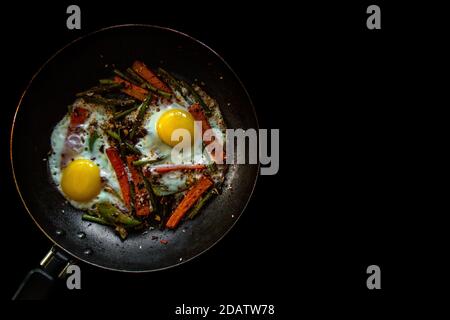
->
[10, 24, 260, 273]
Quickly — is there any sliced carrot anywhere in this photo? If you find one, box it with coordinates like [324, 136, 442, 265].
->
[166, 176, 213, 229]
[113, 76, 148, 101]
[132, 61, 172, 93]
[151, 164, 207, 174]
[188, 103, 212, 141]
[106, 147, 131, 208]
[188, 103, 226, 163]
[70, 107, 89, 127]
[126, 156, 152, 216]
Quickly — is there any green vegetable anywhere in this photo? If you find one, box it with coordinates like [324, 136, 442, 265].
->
[96, 202, 142, 227]
[76, 83, 123, 97]
[125, 142, 141, 155]
[127, 67, 171, 98]
[141, 82, 172, 98]
[188, 189, 216, 219]
[132, 159, 154, 166]
[99, 79, 116, 85]
[179, 80, 211, 114]
[129, 180, 136, 214]
[82, 94, 135, 107]
[83, 208, 136, 240]
[107, 130, 140, 155]
[113, 104, 140, 119]
[113, 69, 141, 86]
[121, 67, 172, 98]
[126, 68, 146, 85]
[104, 185, 123, 200]
[157, 68, 183, 93]
[207, 162, 218, 174]
[82, 214, 112, 226]
[89, 130, 99, 152]
[143, 175, 158, 214]
[157, 89, 172, 98]
[106, 130, 121, 142]
[159, 197, 171, 229]
[129, 94, 152, 139]
[132, 156, 165, 167]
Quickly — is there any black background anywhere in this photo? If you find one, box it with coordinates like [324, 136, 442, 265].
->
[1, 0, 444, 314]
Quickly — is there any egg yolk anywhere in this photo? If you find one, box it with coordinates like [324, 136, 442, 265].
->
[61, 159, 101, 202]
[157, 109, 195, 147]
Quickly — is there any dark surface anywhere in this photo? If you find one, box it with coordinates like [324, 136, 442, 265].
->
[11, 25, 258, 272]
[1, 0, 443, 313]
[12, 268, 56, 300]
[0, 1, 387, 307]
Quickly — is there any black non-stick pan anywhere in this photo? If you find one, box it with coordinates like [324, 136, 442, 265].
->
[10, 25, 258, 299]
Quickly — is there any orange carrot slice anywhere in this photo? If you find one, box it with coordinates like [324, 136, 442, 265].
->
[132, 61, 172, 93]
[106, 147, 131, 208]
[126, 156, 152, 216]
[152, 164, 207, 174]
[166, 176, 213, 229]
[113, 76, 148, 101]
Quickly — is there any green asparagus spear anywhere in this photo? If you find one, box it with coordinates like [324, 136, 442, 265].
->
[113, 104, 140, 119]
[126, 68, 146, 85]
[106, 130, 140, 154]
[96, 202, 141, 227]
[141, 82, 172, 98]
[122, 67, 172, 98]
[82, 94, 136, 107]
[129, 94, 152, 139]
[129, 180, 136, 214]
[106, 130, 121, 142]
[89, 130, 99, 152]
[132, 155, 166, 167]
[158, 196, 174, 229]
[114, 68, 168, 101]
[132, 159, 154, 166]
[157, 68, 183, 93]
[113, 69, 141, 86]
[125, 142, 141, 155]
[104, 185, 123, 201]
[99, 79, 116, 85]
[142, 175, 158, 214]
[76, 83, 123, 97]
[82, 214, 112, 226]
[179, 80, 211, 115]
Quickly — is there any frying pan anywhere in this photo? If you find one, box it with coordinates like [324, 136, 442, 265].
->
[10, 25, 258, 299]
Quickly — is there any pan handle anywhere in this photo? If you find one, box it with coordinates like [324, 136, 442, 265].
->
[12, 246, 72, 300]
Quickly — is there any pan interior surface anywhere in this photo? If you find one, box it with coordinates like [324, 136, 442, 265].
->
[11, 25, 258, 272]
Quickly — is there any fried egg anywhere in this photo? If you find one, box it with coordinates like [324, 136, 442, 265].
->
[133, 98, 227, 196]
[135, 102, 210, 165]
[48, 99, 126, 211]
